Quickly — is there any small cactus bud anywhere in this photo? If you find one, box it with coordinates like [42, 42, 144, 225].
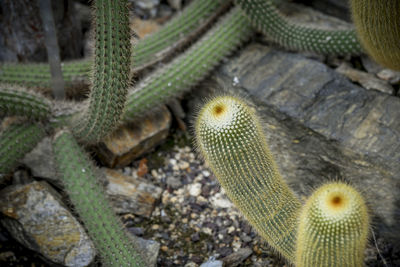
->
[296, 182, 369, 267]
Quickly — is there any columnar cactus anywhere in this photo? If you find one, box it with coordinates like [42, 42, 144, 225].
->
[52, 130, 146, 266]
[0, 0, 229, 90]
[124, 7, 253, 121]
[236, 0, 363, 55]
[0, 86, 51, 120]
[0, 122, 46, 178]
[71, 0, 132, 143]
[350, 0, 400, 70]
[295, 182, 369, 267]
[195, 95, 301, 263]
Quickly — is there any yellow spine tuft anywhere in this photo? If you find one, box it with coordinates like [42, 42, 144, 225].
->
[295, 182, 369, 267]
[195, 95, 301, 263]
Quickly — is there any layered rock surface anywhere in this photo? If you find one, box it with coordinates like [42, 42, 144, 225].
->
[201, 43, 400, 243]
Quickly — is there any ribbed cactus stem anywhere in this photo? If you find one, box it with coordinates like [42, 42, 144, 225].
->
[52, 130, 146, 267]
[0, 122, 45, 177]
[124, 7, 253, 121]
[236, 0, 363, 55]
[133, 0, 230, 68]
[0, 0, 228, 90]
[0, 86, 51, 120]
[295, 182, 369, 267]
[71, 0, 131, 143]
[350, 0, 400, 70]
[195, 95, 300, 263]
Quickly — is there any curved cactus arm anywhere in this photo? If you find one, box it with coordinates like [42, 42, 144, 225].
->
[0, 85, 52, 120]
[235, 0, 363, 55]
[195, 95, 301, 263]
[350, 0, 400, 70]
[0, 122, 46, 178]
[52, 130, 146, 266]
[71, 0, 131, 143]
[0, 60, 90, 89]
[133, 0, 231, 69]
[295, 182, 369, 267]
[123, 6, 253, 121]
[0, 0, 230, 90]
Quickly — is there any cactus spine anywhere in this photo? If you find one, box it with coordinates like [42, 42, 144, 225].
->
[0, 86, 51, 120]
[236, 0, 363, 55]
[195, 95, 301, 263]
[124, 7, 253, 121]
[0, 0, 228, 90]
[350, 0, 400, 70]
[295, 182, 369, 267]
[0, 122, 45, 177]
[71, 0, 131, 143]
[52, 130, 146, 266]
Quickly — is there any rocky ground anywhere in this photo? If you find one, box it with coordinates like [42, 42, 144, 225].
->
[1, 0, 400, 266]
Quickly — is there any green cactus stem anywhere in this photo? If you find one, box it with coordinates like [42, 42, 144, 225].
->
[52, 130, 146, 266]
[0, 122, 45, 178]
[0, 0, 229, 91]
[195, 95, 301, 263]
[235, 0, 363, 55]
[296, 182, 369, 267]
[350, 0, 400, 70]
[71, 0, 131, 143]
[123, 7, 253, 121]
[0, 86, 51, 120]
[133, 0, 231, 68]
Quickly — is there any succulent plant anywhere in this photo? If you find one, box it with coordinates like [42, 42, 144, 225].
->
[295, 182, 369, 267]
[53, 129, 146, 266]
[195, 95, 370, 265]
[236, 0, 363, 55]
[195, 95, 301, 263]
[0, 0, 230, 91]
[350, 0, 400, 70]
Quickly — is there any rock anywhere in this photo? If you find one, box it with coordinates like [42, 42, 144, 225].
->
[188, 183, 202, 197]
[200, 258, 223, 267]
[0, 181, 96, 266]
[132, 0, 160, 19]
[166, 176, 183, 189]
[210, 193, 232, 209]
[196, 43, 400, 244]
[22, 137, 58, 185]
[96, 105, 171, 168]
[300, 0, 352, 22]
[221, 247, 252, 267]
[377, 69, 400, 85]
[336, 63, 394, 94]
[103, 168, 163, 217]
[129, 235, 160, 267]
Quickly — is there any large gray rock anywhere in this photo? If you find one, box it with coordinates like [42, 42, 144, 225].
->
[200, 43, 400, 243]
[0, 181, 96, 266]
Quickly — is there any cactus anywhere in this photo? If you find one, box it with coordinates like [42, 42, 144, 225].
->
[295, 182, 369, 267]
[350, 0, 400, 70]
[52, 130, 146, 266]
[235, 0, 363, 55]
[195, 95, 301, 263]
[124, 7, 253, 121]
[0, 0, 229, 91]
[0, 122, 46, 177]
[70, 0, 132, 143]
[0, 85, 51, 120]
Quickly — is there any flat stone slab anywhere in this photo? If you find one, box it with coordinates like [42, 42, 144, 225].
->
[96, 105, 171, 168]
[207, 43, 400, 244]
[104, 168, 163, 217]
[0, 181, 96, 266]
